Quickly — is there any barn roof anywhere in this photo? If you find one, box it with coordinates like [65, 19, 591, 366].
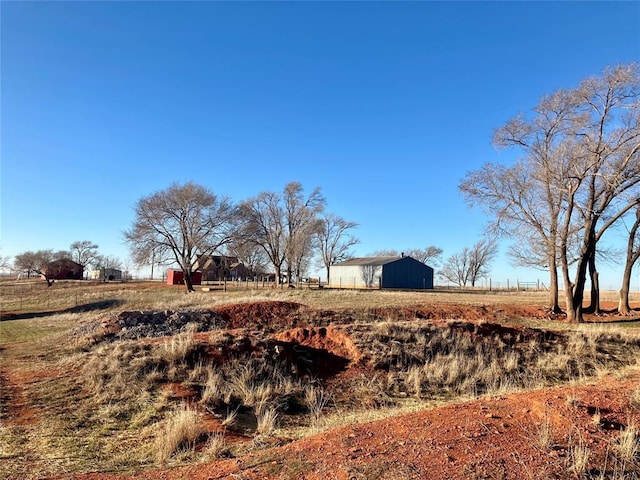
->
[333, 256, 404, 267]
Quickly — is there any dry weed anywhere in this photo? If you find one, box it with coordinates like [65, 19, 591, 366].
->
[202, 431, 226, 460]
[256, 407, 279, 436]
[161, 330, 196, 365]
[568, 441, 590, 476]
[304, 385, 331, 427]
[616, 420, 639, 463]
[154, 404, 203, 463]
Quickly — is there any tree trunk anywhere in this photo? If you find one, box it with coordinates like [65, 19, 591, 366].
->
[618, 262, 633, 315]
[568, 254, 591, 324]
[618, 206, 640, 315]
[184, 269, 196, 293]
[548, 254, 561, 313]
[584, 251, 600, 314]
[562, 256, 585, 324]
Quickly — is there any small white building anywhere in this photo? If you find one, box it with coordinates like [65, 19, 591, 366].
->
[90, 268, 123, 281]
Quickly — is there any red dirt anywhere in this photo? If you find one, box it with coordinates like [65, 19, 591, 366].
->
[274, 326, 362, 364]
[212, 301, 307, 330]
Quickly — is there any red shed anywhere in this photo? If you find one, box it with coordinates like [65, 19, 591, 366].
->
[166, 269, 202, 286]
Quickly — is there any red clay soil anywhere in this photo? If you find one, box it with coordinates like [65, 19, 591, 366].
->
[212, 302, 307, 330]
[68, 373, 640, 480]
[274, 326, 362, 364]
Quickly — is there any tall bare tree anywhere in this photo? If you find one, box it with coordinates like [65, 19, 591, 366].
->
[240, 191, 287, 284]
[125, 182, 236, 292]
[241, 182, 324, 285]
[70, 240, 99, 278]
[439, 238, 498, 287]
[315, 213, 359, 283]
[283, 182, 325, 284]
[558, 64, 640, 322]
[226, 239, 269, 278]
[462, 63, 640, 322]
[14, 249, 70, 286]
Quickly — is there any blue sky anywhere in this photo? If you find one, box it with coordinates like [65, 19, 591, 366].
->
[2, 1, 639, 288]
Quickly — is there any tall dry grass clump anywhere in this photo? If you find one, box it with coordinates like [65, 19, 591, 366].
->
[154, 404, 203, 463]
[615, 421, 639, 464]
[161, 327, 197, 365]
[304, 385, 331, 429]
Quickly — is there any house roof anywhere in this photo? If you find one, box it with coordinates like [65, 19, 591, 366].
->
[333, 256, 404, 267]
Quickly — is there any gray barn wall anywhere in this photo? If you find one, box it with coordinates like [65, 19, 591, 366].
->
[328, 265, 382, 288]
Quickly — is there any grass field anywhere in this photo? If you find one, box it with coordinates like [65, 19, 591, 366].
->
[1, 279, 639, 479]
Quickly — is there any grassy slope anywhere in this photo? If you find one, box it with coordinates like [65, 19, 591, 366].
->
[1, 280, 639, 479]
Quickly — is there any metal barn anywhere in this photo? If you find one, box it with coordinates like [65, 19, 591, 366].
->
[328, 255, 434, 290]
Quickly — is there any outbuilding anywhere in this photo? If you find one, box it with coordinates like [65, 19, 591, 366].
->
[42, 259, 84, 280]
[90, 268, 123, 282]
[166, 269, 202, 286]
[328, 255, 434, 290]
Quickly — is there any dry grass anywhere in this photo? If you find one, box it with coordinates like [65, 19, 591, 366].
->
[154, 404, 203, 463]
[256, 407, 279, 436]
[304, 385, 331, 429]
[568, 441, 591, 476]
[616, 420, 639, 464]
[202, 431, 226, 460]
[537, 416, 554, 450]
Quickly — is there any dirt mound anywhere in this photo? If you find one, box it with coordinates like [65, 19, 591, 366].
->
[267, 326, 360, 378]
[373, 304, 555, 323]
[274, 326, 361, 363]
[212, 301, 308, 330]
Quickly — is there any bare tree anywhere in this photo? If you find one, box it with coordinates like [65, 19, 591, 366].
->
[14, 250, 49, 279]
[557, 64, 640, 322]
[370, 247, 442, 266]
[70, 240, 99, 278]
[13, 249, 70, 286]
[0, 255, 12, 274]
[462, 63, 640, 322]
[439, 239, 498, 287]
[124, 182, 237, 292]
[240, 182, 324, 285]
[315, 213, 359, 283]
[406, 246, 443, 266]
[283, 182, 325, 284]
[240, 191, 287, 285]
[438, 251, 471, 287]
[94, 255, 122, 282]
[226, 239, 269, 278]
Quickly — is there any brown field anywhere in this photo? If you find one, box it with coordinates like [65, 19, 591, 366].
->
[1, 280, 640, 480]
